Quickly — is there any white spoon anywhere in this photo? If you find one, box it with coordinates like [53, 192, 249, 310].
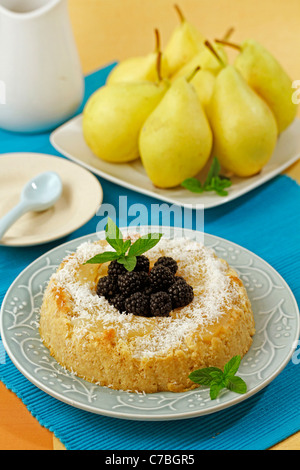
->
[0, 171, 63, 241]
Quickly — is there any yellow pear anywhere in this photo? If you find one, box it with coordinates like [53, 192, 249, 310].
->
[107, 30, 169, 84]
[164, 5, 205, 76]
[216, 38, 298, 134]
[139, 72, 213, 188]
[190, 69, 215, 114]
[171, 30, 234, 111]
[83, 79, 168, 163]
[208, 63, 278, 177]
[173, 42, 227, 79]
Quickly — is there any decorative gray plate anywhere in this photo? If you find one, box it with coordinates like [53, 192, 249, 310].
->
[0, 227, 299, 421]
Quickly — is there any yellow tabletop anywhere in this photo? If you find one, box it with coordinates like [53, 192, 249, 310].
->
[0, 0, 299, 451]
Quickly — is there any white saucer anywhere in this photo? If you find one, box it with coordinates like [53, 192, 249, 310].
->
[0, 153, 103, 247]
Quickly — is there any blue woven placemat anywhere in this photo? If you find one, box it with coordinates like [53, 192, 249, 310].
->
[0, 65, 299, 450]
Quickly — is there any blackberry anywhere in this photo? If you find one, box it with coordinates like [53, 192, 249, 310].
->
[174, 275, 185, 283]
[168, 279, 194, 309]
[134, 255, 150, 273]
[107, 260, 127, 279]
[96, 276, 118, 299]
[144, 284, 153, 296]
[125, 292, 151, 316]
[154, 256, 178, 275]
[150, 265, 175, 292]
[142, 272, 151, 292]
[150, 292, 172, 317]
[118, 271, 149, 297]
[109, 293, 126, 313]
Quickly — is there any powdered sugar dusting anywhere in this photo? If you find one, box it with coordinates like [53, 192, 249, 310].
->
[48, 236, 238, 358]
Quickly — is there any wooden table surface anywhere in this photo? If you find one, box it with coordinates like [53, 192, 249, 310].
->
[0, 0, 299, 451]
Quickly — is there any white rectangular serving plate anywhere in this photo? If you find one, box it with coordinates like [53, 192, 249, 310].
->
[50, 115, 300, 209]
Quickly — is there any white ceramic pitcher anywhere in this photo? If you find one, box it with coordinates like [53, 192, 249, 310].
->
[0, 0, 84, 133]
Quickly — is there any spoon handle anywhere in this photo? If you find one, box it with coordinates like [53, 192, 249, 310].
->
[0, 202, 28, 241]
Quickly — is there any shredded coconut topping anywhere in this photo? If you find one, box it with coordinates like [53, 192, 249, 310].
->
[48, 236, 239, 358]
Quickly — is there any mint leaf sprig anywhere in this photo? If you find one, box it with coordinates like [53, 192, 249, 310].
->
[189, 355, 247, 400]
[84, 218, 163, 272]
[181, 157, 232, 197]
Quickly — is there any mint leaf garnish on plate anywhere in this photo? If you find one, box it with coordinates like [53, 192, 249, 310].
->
[128, 233, 163, 257]
[189, 355, 247, 400]
[105, 217, 126, 255]
[116, 255, 138, 272]
[84, 218, 163, 272]
[181, 178, 204, 194]
[182, 157, 232, 197]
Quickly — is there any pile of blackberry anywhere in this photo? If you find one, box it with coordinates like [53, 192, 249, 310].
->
[96, 255, 194, 317]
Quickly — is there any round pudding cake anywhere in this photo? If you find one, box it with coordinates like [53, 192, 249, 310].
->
[39, 236, 255, 393]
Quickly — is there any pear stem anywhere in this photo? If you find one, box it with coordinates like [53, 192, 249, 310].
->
[186, 66, 201, 83]
[156, 51, 163, 82]
[215, 39, 242, 51]
[222, 27, 235, 41]
[154, 28, 161, 53]
[204, 40, 226, 67]
[174, 4, 185, 23]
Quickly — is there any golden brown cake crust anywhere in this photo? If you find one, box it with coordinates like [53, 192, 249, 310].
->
[39, 237, 255, 393]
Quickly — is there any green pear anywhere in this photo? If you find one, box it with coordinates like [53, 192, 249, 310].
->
[107, 30, 169, 84]
[216, 38, 298, 134]
[139, 73, 213, 188]
[208, 64, 278, 177]
[164, 5, 205, 77]
[83, 80, 168, 163]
